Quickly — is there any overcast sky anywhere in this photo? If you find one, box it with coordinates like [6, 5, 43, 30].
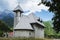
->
[0, 0, 54, 21]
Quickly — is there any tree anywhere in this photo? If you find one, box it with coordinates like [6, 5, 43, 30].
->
[38, 0, 60, 33]
[43, 21, 55, 37]
[0, 20, 11, 32]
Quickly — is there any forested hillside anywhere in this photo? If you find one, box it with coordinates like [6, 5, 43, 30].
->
[0, 10, 14, 28]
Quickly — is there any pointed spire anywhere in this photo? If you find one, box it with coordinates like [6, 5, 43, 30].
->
[13, 1, 23, 13]
[15, 4, 23, 11]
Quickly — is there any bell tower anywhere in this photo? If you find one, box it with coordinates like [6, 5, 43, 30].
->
[13, 4, 23, 27]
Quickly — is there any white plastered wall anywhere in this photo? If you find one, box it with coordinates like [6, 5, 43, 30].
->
[14, 30, 34, 38]
[33, 24, 44, 38]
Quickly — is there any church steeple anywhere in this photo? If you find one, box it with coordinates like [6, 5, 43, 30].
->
[13, 3, 24, 17]
[13, 4, 23, 13]
[13, 3, 24, 27]
[13, 0, 23, 14]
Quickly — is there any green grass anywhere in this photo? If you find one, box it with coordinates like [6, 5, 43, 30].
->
[0, 37, 53, 40]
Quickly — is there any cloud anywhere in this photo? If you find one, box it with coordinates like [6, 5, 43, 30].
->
[6, 0, 17, 10]
[0, 0, 9, 10]
[0, 7, 4, 12]
[0, 0, 49, 14]
[19, 0, 49, 15]
[21, 0, 41, 11]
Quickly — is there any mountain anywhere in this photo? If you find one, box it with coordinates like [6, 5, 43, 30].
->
[0, 10, 14, 18]
[0, 10, 14, 28]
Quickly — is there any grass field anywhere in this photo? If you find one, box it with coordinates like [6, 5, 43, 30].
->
[0, 37, 55, 40]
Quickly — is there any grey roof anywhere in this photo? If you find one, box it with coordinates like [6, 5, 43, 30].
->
[28, 13, 45, 27]
[14, 15, 34, 30]
[14, 13, 45, 30]
[14, 4, 23, 13]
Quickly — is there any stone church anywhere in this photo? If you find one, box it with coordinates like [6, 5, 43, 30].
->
[13, 4, 45, 38]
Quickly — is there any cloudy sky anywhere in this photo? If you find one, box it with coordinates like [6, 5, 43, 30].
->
[0, 0, 54, 21]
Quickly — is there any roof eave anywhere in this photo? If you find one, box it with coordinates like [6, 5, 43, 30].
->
[30, 22, 45, 28]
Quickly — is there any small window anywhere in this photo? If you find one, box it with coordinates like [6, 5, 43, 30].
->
[29, 32, 31, 35]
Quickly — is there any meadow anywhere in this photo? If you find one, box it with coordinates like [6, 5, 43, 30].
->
[0, 37, 55, 40]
